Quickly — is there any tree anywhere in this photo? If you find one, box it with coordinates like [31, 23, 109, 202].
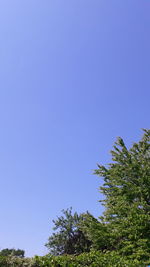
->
[45, 207, 91, 255]
[94, 129, 150, 259]
[79, 212, 112, 252]
[0, 248, 25, 258]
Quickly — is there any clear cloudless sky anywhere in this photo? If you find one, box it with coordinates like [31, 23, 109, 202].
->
[0, 0, 149, 257]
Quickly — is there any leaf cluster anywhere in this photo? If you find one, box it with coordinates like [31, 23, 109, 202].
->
[45, 207, 92, 255]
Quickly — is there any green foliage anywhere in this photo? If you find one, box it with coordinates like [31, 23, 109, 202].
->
[0, 248, 25, 258]
[94, 129, 150, 260]
[0, 255, 34, 267]
[79, 213, 112, 252]
[45, 207, 91, 255]
[0, 251, 147, 267]
[42, 129, 150, 264]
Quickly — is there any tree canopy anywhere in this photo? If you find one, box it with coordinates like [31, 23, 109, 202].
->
[93, 129, 150, 259]
[45, 207, 91, 255]
[46, 129, 150, 262]
[0, 248, 25, 258]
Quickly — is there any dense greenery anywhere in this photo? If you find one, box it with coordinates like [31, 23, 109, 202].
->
[2, 129, 150, 266]
[45, 207, 92, 255]
[0, 248, 25, 258]
[95, 129, 150, 260]
[0, 251, 147, 266]
[79, 129, 150, 263]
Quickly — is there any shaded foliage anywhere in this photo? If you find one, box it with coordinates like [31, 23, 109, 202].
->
[45, 207, 92, 255]
[0, 248, 25, 258]
[79, 213, 112, 252]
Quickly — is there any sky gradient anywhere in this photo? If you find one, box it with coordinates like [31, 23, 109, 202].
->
[0, 0, 149, 257]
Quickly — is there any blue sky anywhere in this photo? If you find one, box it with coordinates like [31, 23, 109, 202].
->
[0, 0, 149, 257]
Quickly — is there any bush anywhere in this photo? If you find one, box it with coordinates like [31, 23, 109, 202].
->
[0, 251, 149, 266]
[33, 251, 148, 267]
[0, 255, 34, 267]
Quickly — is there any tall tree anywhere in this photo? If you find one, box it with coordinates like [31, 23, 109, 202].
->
[94, 129, 150, 259]
[46, 207, 91, 255]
